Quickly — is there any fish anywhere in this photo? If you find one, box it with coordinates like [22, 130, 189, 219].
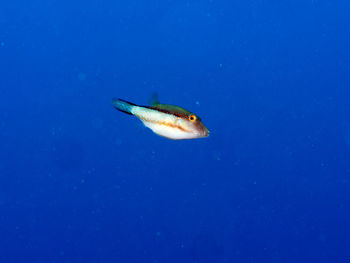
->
[112, 95, 209, 140]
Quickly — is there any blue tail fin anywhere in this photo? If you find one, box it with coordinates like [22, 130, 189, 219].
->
[112, 98, 136, 115]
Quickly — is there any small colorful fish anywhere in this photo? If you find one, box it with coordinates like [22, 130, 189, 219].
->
[112, 95, 209, 140]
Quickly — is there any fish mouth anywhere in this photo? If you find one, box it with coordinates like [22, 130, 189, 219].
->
[201, 127, 210, 137]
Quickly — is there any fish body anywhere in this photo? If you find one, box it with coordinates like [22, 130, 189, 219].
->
[112, 97, 209, 140]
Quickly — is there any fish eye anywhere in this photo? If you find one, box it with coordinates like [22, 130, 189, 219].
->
[188, 114, 197, 122]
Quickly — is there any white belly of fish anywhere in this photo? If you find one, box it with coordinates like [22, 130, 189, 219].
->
[142, 121, 196, 140]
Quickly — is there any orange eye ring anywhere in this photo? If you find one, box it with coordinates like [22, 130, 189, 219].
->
[188, 114, 197, 122]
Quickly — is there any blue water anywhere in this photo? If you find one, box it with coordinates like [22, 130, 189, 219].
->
[1, 0, 350, 262]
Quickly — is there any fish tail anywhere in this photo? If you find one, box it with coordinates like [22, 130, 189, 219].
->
[112, 98, 136, 115]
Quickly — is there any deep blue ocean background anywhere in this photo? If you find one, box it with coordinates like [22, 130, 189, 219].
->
[1, 0, 350, 262]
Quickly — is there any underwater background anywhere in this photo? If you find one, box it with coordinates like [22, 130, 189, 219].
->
[1, 0, 350, 262]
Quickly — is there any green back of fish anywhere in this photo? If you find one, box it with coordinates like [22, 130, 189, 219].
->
[151, 104, 192, 117]
[148, 93, 196, 118]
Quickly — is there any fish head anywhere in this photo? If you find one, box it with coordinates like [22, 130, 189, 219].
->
[180, 113, 210, 138]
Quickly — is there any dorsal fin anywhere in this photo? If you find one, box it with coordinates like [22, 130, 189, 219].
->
[148, 93, 160, 106]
